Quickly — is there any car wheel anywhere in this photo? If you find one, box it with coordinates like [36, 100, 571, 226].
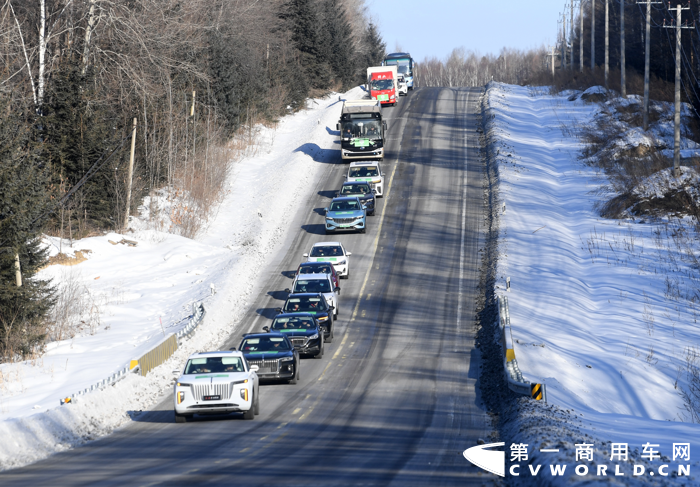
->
[325, 229, 332, 235]
[174, 412, 188, 424]
[315, 337, 324, 359]
[289, 366, 298, 384]
[254, 390, 260, 415]
[360, 227, 366, 234]
[243, 402, 255, 420]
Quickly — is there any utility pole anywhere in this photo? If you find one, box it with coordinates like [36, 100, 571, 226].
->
[548, 46, 557, 77]
[580, 0, 585, 71]
[561, 13, 567, 70]
[571, 0, 575, 68]
[604, 0, 609, 88]
[638, 0, 662, 130]
[591, 0, 596, 69]
[663, 4, 691, 178]
[124, 117, 137, 231]
[621, 0, 626, 97]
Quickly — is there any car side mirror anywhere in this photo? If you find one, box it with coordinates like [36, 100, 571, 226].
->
[284, 288, 291, 293]
[303, 253, 309, 258]
[336, 123, 340, 130]
[362, 204, 367, 209]
[262, 326, 269, 332]
[324, 207, 329, 213]
[276, 307, 282, 313]
[347, 252, 352, 256]
[334, 287, 340, 293]
[381, 173, 385, 177]
[172, 370, 180, 377]
[250, 365, 259, 372]
[372, 189, 377, 194]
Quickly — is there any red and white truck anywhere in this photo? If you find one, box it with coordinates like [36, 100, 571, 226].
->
[366, 66, 398, 107]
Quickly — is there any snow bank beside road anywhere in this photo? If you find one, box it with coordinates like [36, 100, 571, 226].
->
[486, 82, 700, 483]
[0, 87, 364, 471]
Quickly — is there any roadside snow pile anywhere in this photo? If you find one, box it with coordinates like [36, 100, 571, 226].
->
[0, 87, 363, 471]
[631, 167, 700, 206]
[484, 82, 700, 484]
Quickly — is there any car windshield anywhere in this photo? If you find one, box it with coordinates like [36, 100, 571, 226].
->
[398, 65, 409, 75]
[371, 79, 393, 91]
[240, 336, 291, 352]
[283, 296, 328, 312]
[293, 279, 331, 293]
[348, 166, 379, 178]
[309, 246, 343, 257]
[184, 356, 244, 374]
[340, 184, 371, 195]
[329, 200, 361, 211]
[298, 263, 333, 275]
[271, 316, 316, 331]
[341, 120, 381, 141]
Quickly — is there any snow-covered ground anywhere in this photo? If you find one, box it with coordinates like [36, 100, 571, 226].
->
[0, 87, 364, 470]
[486, 83, 700, 484]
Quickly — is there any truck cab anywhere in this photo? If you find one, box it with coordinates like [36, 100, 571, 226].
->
[367, 66, 398, 107]
[337, 100, 387, 161]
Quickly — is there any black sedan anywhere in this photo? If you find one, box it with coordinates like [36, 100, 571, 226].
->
[278, 293, 334, 343]
[238, 333, 301, 384]
[264, 313, 324, 359]
[337, 181, 376, 216]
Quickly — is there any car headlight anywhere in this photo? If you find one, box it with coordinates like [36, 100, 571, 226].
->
[176, 383, 191, 387]
[326, 216, 334, 221]
[177, 391, 186, 404]
[317, 316, 328, 321]
[309, 333, 319, 340]
[232, 379, 248, 385]
[240, 388, 248, 401]
[280, 356, 294, 362]
[336, 259, 346, 265]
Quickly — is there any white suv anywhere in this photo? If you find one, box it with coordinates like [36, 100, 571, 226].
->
[173, 351, 259, 423]
[303, 242, 352, 279]
[289, 273, 340, 317]
[346, 161, 385, 197]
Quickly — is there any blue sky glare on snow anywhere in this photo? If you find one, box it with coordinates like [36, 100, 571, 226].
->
[364, 0, 565, 61]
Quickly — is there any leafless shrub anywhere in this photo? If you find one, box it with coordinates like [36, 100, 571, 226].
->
[48, 269, 87, 341]
[678, 346, 700, 423]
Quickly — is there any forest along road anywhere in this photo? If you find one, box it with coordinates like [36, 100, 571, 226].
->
[1, 87, 490, 486]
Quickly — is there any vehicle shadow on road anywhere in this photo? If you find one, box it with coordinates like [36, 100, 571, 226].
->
[317, 190, 337, 199]
[325, 126, 340, 136]
[267, 290, 289, 301]
[294, 143, 339, 164]
[255, 307, 279, 319]
[313, 207, 326, 217]
[281, 270, 297, 279]
[301, 223, 327, 235]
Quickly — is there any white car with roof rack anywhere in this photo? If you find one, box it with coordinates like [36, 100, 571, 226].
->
[303, 242, 351, 279]
[346, 161, 385, 197]
[173, 351, 259, 423]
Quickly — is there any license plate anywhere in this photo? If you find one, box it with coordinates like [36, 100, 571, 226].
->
[203, 395, 221, 401]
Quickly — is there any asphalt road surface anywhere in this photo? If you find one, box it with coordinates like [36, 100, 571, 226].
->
[2, 87, 490, 486]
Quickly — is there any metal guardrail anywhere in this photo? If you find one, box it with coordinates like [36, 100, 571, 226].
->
[60, 302, 206, 405]
[497, 295, 547, 402]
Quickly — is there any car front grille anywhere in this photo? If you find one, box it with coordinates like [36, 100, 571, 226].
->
[248, 359, 279, 374]
[192, 383, 233, 401]
[333, 217, 359, 224]
[289, 337, 307, 348]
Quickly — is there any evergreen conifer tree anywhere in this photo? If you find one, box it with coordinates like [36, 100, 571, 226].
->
[363, 22, 386, 69]
[0, 97, 54, 361]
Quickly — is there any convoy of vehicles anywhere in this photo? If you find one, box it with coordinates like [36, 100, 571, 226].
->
[367, 66, 398, 106]
[173, 52, 414, 422]
[172, 351, 260, 423]
[337, 100, 386, 161]
[383, 52, 415, 90]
